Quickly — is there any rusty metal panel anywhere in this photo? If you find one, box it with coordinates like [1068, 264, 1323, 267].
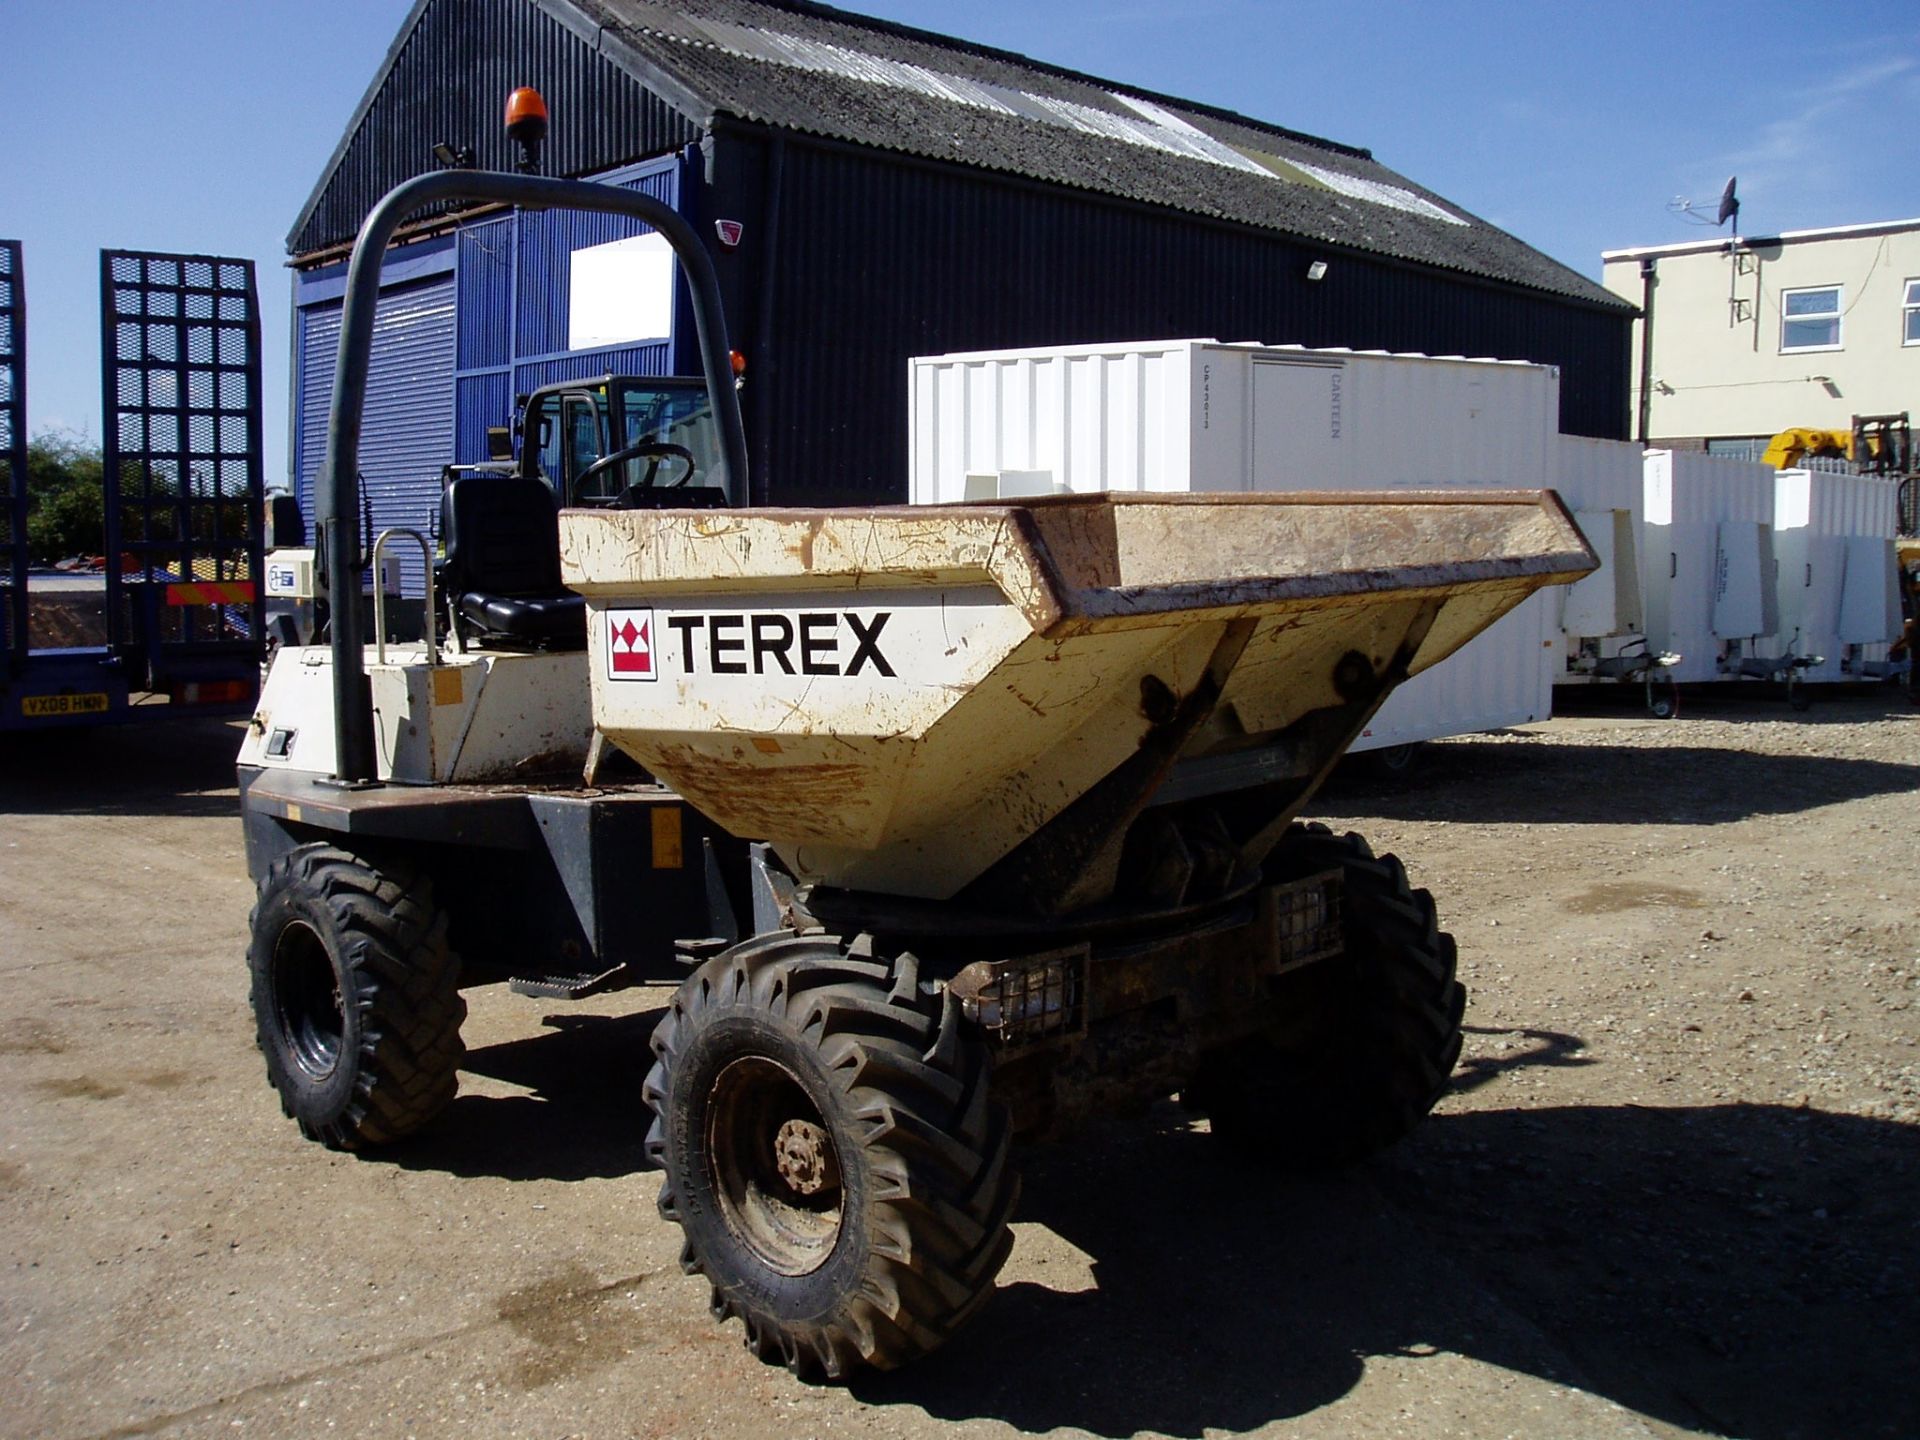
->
[562, 491, 1594, 899]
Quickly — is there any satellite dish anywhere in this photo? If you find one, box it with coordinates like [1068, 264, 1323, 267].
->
[1715, 176, 1740, 230]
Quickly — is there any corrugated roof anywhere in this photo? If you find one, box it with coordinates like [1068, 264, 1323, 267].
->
[556, 0, 1625, 308]
[294, 0, 1624, 310]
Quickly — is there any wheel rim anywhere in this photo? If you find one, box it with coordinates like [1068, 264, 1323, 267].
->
[272, 920, 345, 1080]
[705, 1055, 843, 1277]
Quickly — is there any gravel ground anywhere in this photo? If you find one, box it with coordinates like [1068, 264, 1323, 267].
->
[1, 692, 1916, 1440]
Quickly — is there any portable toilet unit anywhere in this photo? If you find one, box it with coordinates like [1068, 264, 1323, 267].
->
[1551, 435, 1649, 681]
[1769, 467, 1904, 682]
[908, 339, 1563, 751]
[1642, 450, 1779, 683]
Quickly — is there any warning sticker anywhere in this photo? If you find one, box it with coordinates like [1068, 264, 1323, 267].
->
[606, 608, 657, 681]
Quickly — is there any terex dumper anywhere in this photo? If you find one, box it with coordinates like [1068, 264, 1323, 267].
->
[238, 138, 1594, 1380]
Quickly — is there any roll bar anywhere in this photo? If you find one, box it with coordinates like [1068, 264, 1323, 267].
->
[319, 170, 748, 784]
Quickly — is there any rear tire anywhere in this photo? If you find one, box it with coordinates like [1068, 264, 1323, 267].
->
[1190, 824, 1464, 1171]
[248, 844, 465, 1149]
[644, 934, 1017, 1379]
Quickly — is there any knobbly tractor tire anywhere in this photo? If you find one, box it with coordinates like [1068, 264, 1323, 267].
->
[644, 934, 1017, 1380]
[1191, 823, 1464, 1171]
[247, 843, 466, 1150]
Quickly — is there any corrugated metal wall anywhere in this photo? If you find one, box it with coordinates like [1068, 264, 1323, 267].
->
[740, 138, 1630, 505]
[449, 158, 681, 463]
[291, 0, 697, 257]
[295, 276, 455, 593]
[454, 218, 515, 464]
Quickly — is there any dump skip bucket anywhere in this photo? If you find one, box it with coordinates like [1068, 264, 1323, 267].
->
[562, 491, 1593, 899]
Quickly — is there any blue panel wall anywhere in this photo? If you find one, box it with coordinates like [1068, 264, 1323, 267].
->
[450, 155, 683, 465]
[456, 219, 513, 371]
[453, 370, 514, 467]
[513, 162, 678, 359]
[514, 345, 677, 392]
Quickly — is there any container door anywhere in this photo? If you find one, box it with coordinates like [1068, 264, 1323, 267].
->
[1659, 522, 1719, 681]
[1251, 360, 1352, 491]
[0, 240, 24, 666]
[1775, 531, 1844, 672]
[100, 251, 264, 704]
[1838, 536, 1902, 644]
[1712, 520, 1775, 639]
[1562, 509, 1641, 638]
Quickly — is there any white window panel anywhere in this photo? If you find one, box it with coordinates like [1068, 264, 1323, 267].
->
[1904, 278, 1920, 346]
[1780, 285, 1842, 352]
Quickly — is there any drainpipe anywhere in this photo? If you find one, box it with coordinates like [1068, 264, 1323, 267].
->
[1637, 257, 1657, 447]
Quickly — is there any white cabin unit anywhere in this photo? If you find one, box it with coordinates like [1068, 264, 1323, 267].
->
[1768, 468, 1903, 681]
[1551, 435, 1648, 681]
[1642, 450, 1779, 683]
[909, 339, 1566, 750]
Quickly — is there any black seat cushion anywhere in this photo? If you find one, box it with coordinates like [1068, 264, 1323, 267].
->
[441, 475, 586, 646]
[458, 589, 585, 641]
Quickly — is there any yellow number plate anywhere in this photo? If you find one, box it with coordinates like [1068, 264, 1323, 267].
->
[22, 692, 110, 718]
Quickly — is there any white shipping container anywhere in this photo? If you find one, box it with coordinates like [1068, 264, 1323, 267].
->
[1769, 469, 1903, 680]
[910, 339, 1564, 749]
[910, 339, 1560, 501]
[1642, 450, 1778, 683]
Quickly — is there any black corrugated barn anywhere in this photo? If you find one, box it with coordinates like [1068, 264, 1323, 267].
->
[290, 0, 1633, 525]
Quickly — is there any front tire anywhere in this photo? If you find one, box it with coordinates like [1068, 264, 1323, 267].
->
[1190, 824, 1464, 1171]
[644, 934, 1017, 1379]
[247, 844, 465, 1149]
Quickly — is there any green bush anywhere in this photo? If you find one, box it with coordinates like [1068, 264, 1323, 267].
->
[25, 432, 106, 564]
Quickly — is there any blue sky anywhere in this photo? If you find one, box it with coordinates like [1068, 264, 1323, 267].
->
[6, 0, 1916, 486]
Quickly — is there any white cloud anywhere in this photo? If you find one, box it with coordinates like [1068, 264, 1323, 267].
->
[1706, 54, 1917, 207]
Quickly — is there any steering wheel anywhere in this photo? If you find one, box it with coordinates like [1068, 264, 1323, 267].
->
[571, 441, 697, 506]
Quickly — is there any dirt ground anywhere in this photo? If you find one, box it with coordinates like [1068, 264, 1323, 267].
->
[1, 692, 1916, 1440]
[26, 586, 112, 650]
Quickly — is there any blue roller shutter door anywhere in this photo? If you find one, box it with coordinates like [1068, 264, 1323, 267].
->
[295, 274, 454, 596]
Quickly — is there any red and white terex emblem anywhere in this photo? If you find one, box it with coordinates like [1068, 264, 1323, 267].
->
[606, 607, 657, 681]
[714, 219, 744, 250]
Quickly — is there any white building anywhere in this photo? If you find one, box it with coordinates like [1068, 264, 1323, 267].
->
[1601, 219, 1920, 456]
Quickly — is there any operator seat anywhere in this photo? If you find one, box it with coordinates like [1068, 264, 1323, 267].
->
[438, 474, 586, 648]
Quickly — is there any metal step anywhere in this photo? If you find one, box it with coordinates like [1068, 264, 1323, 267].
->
[508, 966, 629, 1000]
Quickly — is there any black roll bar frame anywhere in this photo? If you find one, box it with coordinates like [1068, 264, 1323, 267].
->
[318, 171, 748, 784]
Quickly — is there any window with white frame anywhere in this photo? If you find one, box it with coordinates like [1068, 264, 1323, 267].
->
[1780, 285, 1842, 351]
[1905, 279, 1920, 346]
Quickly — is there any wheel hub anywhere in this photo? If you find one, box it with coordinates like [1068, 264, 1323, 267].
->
[774, 1118, 837, 1195]
[272, 919, 346, 1080]
[705, 1055, 845, 1276]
